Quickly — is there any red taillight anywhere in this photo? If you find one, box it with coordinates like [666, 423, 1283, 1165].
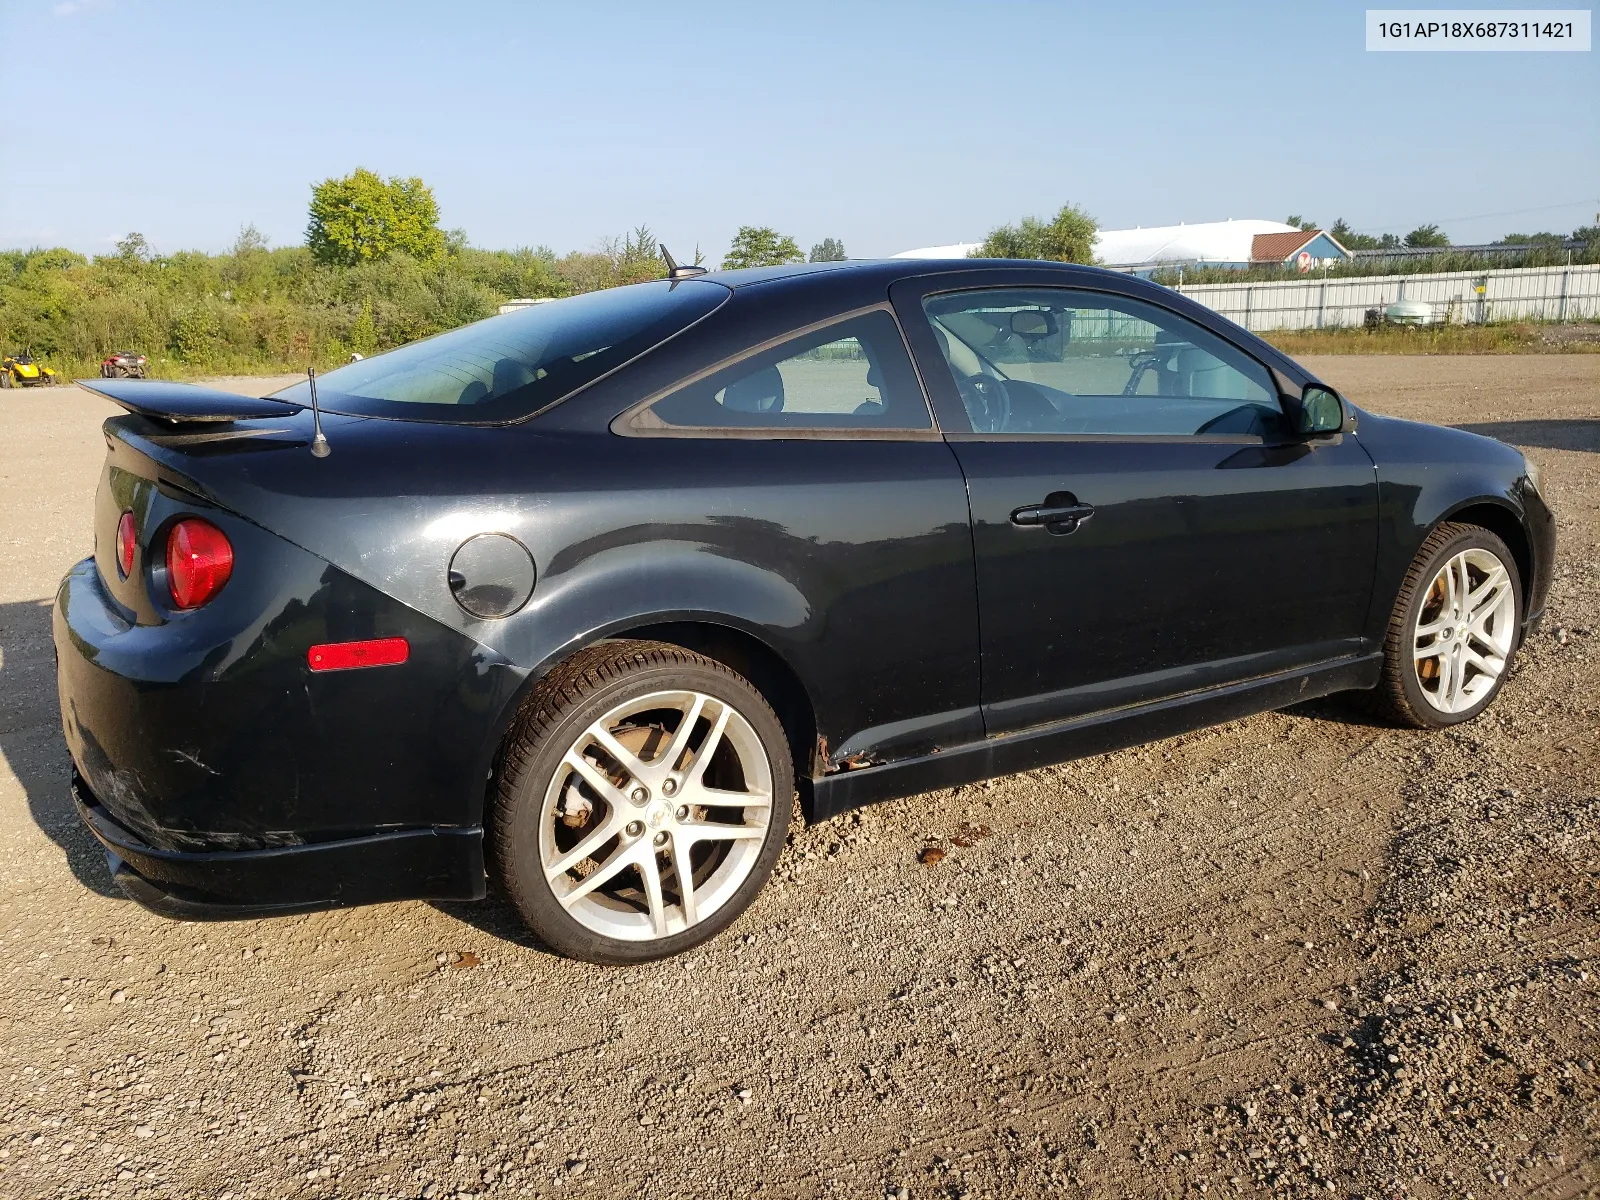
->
[307, 637, 410, 672]
[165, 519, 233, 609]
[115, 510, 136, 579]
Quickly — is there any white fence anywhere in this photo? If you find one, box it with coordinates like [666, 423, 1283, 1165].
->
[1174, 264, 1600, 332]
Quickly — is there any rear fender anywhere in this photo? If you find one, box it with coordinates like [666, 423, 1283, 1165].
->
[467, 545, 814, 816]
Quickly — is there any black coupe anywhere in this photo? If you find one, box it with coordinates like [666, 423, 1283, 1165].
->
[57, 257, 1553, 962]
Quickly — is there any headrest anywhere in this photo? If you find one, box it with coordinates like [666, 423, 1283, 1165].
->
[722, 366, 785, 413]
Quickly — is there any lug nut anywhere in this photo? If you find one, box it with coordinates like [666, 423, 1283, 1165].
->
[676, 805, 689, 821]
[630, 786, 648, 804]
[625, 821, 644, 837]
[662, 778, 677, 796]
[653, 831, 669, 847]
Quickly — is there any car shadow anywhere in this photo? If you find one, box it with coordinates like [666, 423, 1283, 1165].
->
[430, 896, 551, 953]
[1284, 692, 1391, 728]
[0, 597, 119, 897]
[1454, 419, 1600, 454]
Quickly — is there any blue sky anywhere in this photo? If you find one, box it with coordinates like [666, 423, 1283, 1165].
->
[2, 0, 1596, 259]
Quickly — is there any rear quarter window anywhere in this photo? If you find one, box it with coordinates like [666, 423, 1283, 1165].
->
[628, 310, 933, 434]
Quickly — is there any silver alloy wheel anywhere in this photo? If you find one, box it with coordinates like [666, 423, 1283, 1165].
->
[1412, 547, 1516, 714]
[538, 689, 773, 942]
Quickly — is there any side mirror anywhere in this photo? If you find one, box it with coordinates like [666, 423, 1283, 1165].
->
[1296, 385, 1344, 436]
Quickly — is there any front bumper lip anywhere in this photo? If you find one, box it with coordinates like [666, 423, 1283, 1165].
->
[74, 771, 485, 919]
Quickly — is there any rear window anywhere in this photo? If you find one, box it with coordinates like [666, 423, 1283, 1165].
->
[269, 279, 728, 423]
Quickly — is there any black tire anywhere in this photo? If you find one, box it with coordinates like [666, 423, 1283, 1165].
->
[1371, 522, 1523, 729]
[490, 639, 795, 964]
[0, 372, 10, 389]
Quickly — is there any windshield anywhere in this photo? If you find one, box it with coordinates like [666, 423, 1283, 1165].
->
[270, 279, 728, 422]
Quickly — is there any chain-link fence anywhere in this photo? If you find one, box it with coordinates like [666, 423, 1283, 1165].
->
[1174, 263, 1600, 332]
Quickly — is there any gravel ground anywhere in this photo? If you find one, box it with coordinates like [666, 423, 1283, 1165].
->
[0, 355, 1596, 1200]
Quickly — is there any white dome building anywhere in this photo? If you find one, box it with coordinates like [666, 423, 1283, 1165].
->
[891, 219, 1344, 271]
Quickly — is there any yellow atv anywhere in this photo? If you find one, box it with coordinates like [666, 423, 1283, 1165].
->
[1, 351, 59, 388]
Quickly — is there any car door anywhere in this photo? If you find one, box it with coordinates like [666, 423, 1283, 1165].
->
[609, 304, 983, 768]
[891, 273, 1379, 736]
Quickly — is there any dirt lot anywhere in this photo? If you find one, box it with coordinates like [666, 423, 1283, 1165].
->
[1, 356, 1596, 1200]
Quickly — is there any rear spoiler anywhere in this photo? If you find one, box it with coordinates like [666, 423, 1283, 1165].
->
[77, 379, 302, 424]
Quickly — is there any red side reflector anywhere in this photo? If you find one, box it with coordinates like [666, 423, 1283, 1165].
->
[307, 637, 410, 673]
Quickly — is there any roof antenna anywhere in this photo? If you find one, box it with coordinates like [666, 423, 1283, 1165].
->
[660, 244, 708, 280]
[306, 365, 331, 458]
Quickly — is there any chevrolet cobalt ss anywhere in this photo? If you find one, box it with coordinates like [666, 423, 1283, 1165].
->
[56, 258, 1554, 963]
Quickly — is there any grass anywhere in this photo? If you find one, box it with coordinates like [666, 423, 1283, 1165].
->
[1262, 322, 1600, 356]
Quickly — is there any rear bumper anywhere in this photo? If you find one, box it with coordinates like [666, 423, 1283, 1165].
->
[54, 546, 525, 849]
[75, 769, 484, 919]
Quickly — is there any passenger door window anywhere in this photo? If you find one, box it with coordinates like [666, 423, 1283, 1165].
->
[921, 289, 1286, 438]
[633, 311, 932, 433]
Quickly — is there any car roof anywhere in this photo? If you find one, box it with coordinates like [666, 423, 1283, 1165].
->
[690, 257, 1317, 392]
[702, 257, 1133, 291]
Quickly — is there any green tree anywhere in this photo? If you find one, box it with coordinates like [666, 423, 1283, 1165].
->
[115, 232, 152, 262]
[1329, 218, 1380, 250]
[1285, 215, 1318, 231]
[232, 224, 269, 256]
[305, 168, 446, 266]
[972, 203, 1097, 263]
[722, 226, 804, 270]
[1496, 231, 1566, 246]
[1403, 224, 1450, 249]
[1574, 224, 1600, 245]
[809, 237, 846, 262]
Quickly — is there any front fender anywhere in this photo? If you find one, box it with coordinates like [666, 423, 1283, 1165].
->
[1356, 411, 1544, 638]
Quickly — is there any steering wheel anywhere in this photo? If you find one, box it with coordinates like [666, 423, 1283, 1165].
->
[957, 374, 1011, 433]
[1122, 350, 1166, 397]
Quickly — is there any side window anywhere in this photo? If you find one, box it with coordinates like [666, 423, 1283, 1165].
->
[921, 288, 1285, 438]
[639, 311, 932, 432]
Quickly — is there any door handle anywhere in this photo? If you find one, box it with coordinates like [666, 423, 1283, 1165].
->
[1010, 502, 1095, 534]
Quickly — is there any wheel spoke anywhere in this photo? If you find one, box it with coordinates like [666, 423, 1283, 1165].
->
[1415, 617, 1449, 641]
[670, 838, 699, 927]
[545, 808, 625, 880]
[561, 750, 629, 809]
[559, 842, 641, 908]
[657, 695, 708, 777]
[699, 785, 771, 808]
[1429, 648, 1454, 706]
[639, 852, 669, 937]
[685, 706, 732, 787]
[1466, 566, 1508, 614]
[1463, 644, 1503, 679]
[686, 822, 766, 843]
[1448, 648, 1469, 710]
[587, 724, 650, 782]
[1414, 641, 1446, 661]
[1454, 556, 1472, 616]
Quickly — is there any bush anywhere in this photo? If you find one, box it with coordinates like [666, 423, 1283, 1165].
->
[0, 230, 673, 380]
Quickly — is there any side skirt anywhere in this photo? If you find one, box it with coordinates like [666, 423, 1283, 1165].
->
[807, 653, 1382, 822]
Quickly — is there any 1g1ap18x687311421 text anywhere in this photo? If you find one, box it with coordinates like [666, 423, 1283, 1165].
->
[1366, 9, 1592, 50]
